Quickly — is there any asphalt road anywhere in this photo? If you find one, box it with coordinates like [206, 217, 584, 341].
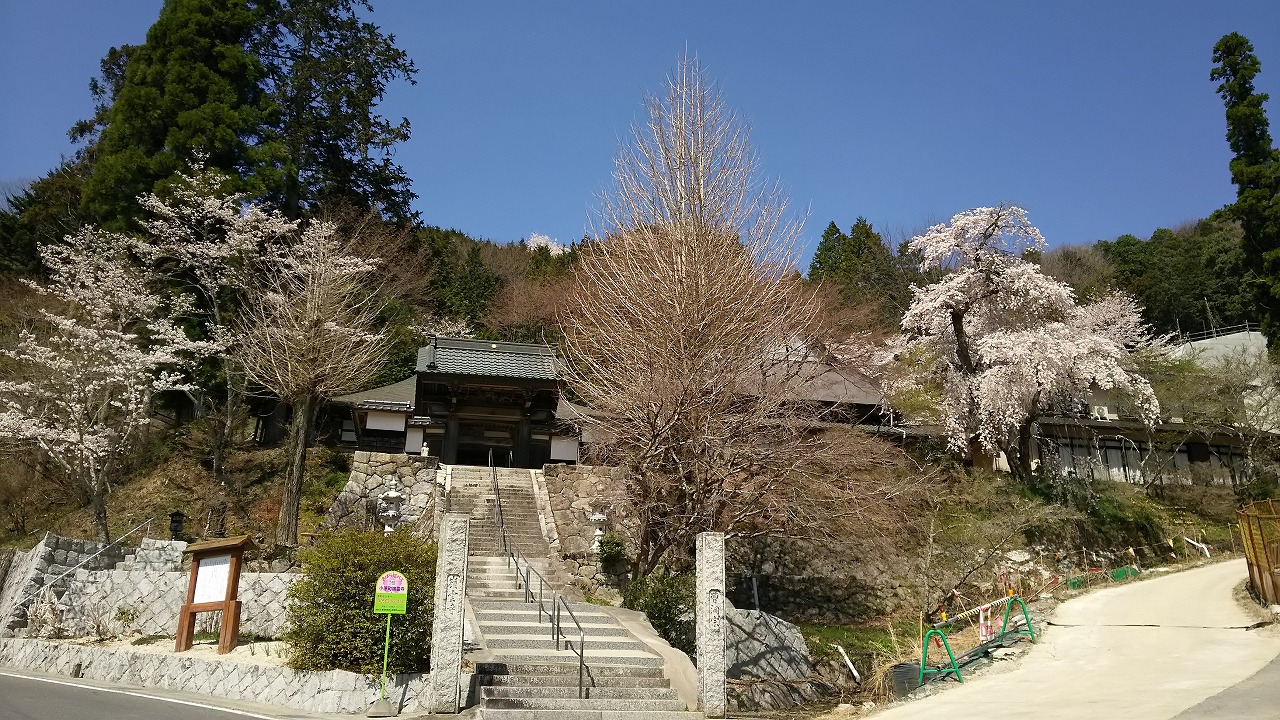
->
[0, 671, 287, 720]
[872, 558, 1280, 720]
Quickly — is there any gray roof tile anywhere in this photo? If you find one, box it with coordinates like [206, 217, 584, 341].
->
[415, 336, 559, 380]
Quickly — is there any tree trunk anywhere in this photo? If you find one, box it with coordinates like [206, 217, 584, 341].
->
[276, 395, 318, 548]
[91, 485, 111, 544]
[208, 380, 243, 537]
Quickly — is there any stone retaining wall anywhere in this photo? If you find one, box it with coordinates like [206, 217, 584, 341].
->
[0, 533, 129, 636]
[0, 637, 436, 715]
[541, 464, 632, 590]
[324, 451, 440, 534]
[53, 570, 296, 639]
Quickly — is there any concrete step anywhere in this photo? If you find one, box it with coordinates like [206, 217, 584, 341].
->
[482, 686, 680, 701]
[469, 590, 529, 601]
[473, 599, 611, 617]
[484, 636, 646, 651]
[481, 698, 687, 712]
[478, 710, 702, 720]
[478, 622, 631, 637]
[466, 577, 521, 588]
[476, 673, 671, 689]
[485, 649, 663, 668]
[475, 662, 664, 679]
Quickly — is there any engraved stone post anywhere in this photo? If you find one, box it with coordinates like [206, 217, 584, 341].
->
[427, 513, 469, 713]
[696, 531, 726, 718]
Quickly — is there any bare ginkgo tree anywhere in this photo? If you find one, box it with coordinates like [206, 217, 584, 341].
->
[236, 222, 388, 548]
[561, 56, 919, 576]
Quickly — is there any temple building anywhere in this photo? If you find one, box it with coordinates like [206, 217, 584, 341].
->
[331, 336, 580, 467]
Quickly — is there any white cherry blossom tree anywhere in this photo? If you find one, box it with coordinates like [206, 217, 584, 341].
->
[235, 222, 388, 548]
[0, 231, 208, 541]
[136, 169, 297, 532]
[896, 205, 1165, 481]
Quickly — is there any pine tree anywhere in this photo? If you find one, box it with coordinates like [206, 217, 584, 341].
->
[1211, 32, 1280, 344]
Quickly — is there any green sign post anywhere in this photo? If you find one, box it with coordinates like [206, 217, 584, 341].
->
[371, 571, 408, 715]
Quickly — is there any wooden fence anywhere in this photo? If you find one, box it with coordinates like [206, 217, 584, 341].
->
[1239, 499, 1280, 605]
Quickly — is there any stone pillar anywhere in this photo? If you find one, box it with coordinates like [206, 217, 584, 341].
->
[696, 532, 726, 718]
[427, 513, 469, 713]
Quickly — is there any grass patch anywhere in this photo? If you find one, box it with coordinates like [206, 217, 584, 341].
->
[131, 634, 168, 646]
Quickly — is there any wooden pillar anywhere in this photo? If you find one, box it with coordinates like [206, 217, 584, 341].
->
[513, 418, 531, 468]
[442, 415, 459, 465]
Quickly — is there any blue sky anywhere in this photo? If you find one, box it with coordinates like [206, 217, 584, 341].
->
[2, 1, 1278, 267]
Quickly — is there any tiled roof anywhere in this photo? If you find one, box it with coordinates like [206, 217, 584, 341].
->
[415, 336, 559, 380]
[330, 376, 416, 410]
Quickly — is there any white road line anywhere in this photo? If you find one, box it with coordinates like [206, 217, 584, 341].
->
[0, 670, 282, 719]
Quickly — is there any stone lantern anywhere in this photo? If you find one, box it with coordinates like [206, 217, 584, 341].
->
[376, 480, 406, 536]
[589, 511, 608, 551]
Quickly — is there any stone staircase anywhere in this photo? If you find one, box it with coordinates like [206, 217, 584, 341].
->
[446, 464, 701, 719]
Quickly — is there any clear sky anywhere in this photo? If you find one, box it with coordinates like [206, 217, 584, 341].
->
[2, 1, 1278, 267]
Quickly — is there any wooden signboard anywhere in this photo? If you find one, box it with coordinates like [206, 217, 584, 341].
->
[175, 535, 257, 654]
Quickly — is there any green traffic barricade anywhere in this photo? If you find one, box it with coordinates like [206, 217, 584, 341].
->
[919, 595, 1037, 686]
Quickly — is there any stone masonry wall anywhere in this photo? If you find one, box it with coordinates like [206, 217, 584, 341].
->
[0, 548, 34, 636]
[541, 464, 631, 589]
[54, 570, 297, 639]
[0, 637, 436, 715]
[325, 451, 440, 534]
[0, 533, 129, 636]
[126, 537, 187, 571]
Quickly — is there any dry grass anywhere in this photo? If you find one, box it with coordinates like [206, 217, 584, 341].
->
[1, 444, 347, 550]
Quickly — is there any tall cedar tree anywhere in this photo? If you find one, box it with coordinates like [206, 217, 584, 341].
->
[808, 218, 906, 326]
[82, 0, 273, 226]
[252, 0, 418, 220]
[1211, 33, 1280, 346]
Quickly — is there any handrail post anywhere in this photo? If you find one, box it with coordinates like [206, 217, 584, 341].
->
[578, 628, 585, 699]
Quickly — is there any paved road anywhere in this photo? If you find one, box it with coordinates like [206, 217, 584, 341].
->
[873, 559, 1280, 720]
[0, 671, 292, 720]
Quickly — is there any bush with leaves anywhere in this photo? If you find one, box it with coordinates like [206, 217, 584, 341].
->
[622, 568, 695, 656]
[284, 529, 437, 674]
[596, 532, 629, 568]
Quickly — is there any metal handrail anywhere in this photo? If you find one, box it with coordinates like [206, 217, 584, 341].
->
[555, 595, 587, 698]
[487, 458, 587, 699]
[13, 518, 156, 610]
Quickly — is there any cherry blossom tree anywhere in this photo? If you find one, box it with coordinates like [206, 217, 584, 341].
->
[0, 231, 207, 541]
[896, 205, 1165, 481]
[136, 169, 298, 532]
[235, 221, 387, 548]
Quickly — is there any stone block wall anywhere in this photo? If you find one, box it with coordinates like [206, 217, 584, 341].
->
[0, 548, 34, 636]
[0, 533, 129, 636]
[126, 537, 186, 571]
[324, 451, 440, 534]
[541, 464, 632, 588]
[53, 569, 297, 639]
[0, 638, 437, 715]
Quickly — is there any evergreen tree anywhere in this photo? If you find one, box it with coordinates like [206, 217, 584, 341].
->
[252, 0, 418, 220]
[1098, 219, 1253, 336]
[82, 0, 273, 226]
[1211, 32, 1280, 344]
[808, 217, 907, 325]
[0, 163, 96, 274]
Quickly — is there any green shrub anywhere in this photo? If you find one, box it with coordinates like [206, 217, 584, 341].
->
[284, 529, 437, 674]
[622, 568, 695, 656]
[596, 532, 628, 567]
